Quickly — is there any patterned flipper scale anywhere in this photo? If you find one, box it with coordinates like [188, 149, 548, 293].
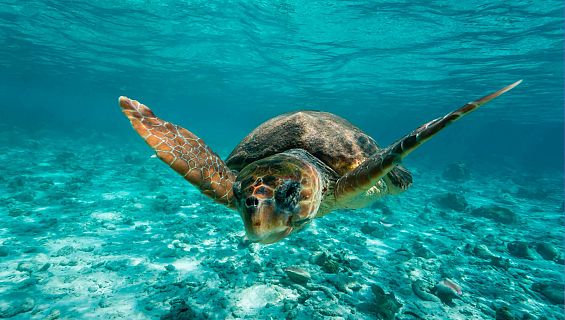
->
[119, 97, 236, 207]
[334, 80, 522, 202]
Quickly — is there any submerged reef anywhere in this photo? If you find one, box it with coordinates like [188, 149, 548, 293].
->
[0, 132, 563, 319]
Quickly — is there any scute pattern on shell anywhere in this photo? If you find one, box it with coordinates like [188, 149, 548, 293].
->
[226, 111, 381, 176]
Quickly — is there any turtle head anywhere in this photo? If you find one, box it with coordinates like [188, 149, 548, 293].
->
[233, 152, 323, 244]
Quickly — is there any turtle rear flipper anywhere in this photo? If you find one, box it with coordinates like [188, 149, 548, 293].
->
[119, 97, 236, 207]
[334, 80, 522, 204]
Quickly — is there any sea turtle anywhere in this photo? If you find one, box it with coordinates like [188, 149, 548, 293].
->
[118, 80, 521, 244]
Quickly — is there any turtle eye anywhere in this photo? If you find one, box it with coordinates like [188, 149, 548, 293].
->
[275, 181, 301, 210]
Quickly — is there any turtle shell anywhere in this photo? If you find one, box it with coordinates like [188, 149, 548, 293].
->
[226, 111, 403, 177]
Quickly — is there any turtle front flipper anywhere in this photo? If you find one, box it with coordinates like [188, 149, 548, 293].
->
[334, 80, 522, 205]
[119, 97, 236, 208]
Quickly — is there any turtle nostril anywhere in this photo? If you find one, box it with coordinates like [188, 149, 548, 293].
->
[245, 197, 259, 207]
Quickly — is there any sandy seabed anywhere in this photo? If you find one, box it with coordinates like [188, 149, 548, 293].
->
[0, 130, 563, 319]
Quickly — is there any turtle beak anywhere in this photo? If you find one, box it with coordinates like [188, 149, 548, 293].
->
[241, 199, 293, 244]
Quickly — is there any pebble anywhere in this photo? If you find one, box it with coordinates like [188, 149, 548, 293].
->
[16, 261, 33, 273]
[433, 278, 462, 304]
[39, 263, 51, 272]
[471, 244, 496, 260]
[507, 241, 535, 260]
[534, 242, 559, 261]
[411, 280, 440, 302]
[434, 193, 468, 212]
[442, 162, 470, 181]
[471, 205, 517, 224]
[0, 292, 35, 318]
[532, 281, 564, 305]
[52, 245, 75, 257]
[284, 267, 311, 285]
[371, 284, 402, 320]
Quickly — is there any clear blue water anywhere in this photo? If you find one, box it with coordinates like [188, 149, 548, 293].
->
[0, 1, 563, 319]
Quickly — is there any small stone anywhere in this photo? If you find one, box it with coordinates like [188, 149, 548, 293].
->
[45, 309, 61, 320]
[78, 245, 95, 252]
[153, 247, 177, 258]
[535, 242, 558, 261]
[16, 262, 33, 273]
[165, 264, 176, 272]
[442, 162, 470, 181]
[472, 244, 496, 260]
[135, 224, 149, 231]
[161, 298, 196, 320]
[412, 280, 440, 302]
[360, 221, 386, 238]
[434, 193, 468, 212]
[412, 242, 433, 259]
[39, 263, 51, 272]
[507, 241, 534, 260]
[0, 292, 35, 318]
[433, 278, 462, 305]
[98, 297, 110, 308]
[371, 284, 402, 320]
[471, 206, 517, 224]
[284, 267, 311, 285]
[532, 281, 564, 305]
[0, 247, 8, 257]
[104, 260, 128, 271]
[495, 306, 515, 320]
[52, 245, 75, 257]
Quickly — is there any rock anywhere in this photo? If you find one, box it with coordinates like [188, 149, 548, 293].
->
[360, 221, 387, 238]
[153, 247, 177, 258]
[16, 262, 33, 273]
[165, 264, 176, 272]
[534, 242, 558, 261]
[98, 297, 110, 308]
[412, 242, 433, 259]
[45, 309, 61, 320]
[434, 193, 468, 212]
[515, 187, 547, 200]
[442, 162, 470, 181]
[0, 292, 35, 318]
[161, 298, 196, 320]
[471, 244, 496, 260]
[104, 260, 128, 271]
[347, 257, 363, 271]
[52, 245, 75, 257]
[371, 284, 402, 320]
[495, 306, 515, 320]
[39, 263, 51, 272]
[532, 281, 564, 305]
[470, 206, 517, 224]
[284, 267, 311, 285]
[78, 245, 95, 252]
[507, 241, 534, 260]
[312, 252, 340, 274]
[433, 278, 462, 305]
[371, 202, 394, 215]
[411, 280, 440, 302]
[489, 256, 511, 270]
[0, 246, 8, 257]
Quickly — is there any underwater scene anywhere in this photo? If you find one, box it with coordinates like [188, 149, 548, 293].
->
[1, 1, 564, 319]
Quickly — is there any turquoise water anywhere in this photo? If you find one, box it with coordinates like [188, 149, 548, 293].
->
[1, 1, 564, 319]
